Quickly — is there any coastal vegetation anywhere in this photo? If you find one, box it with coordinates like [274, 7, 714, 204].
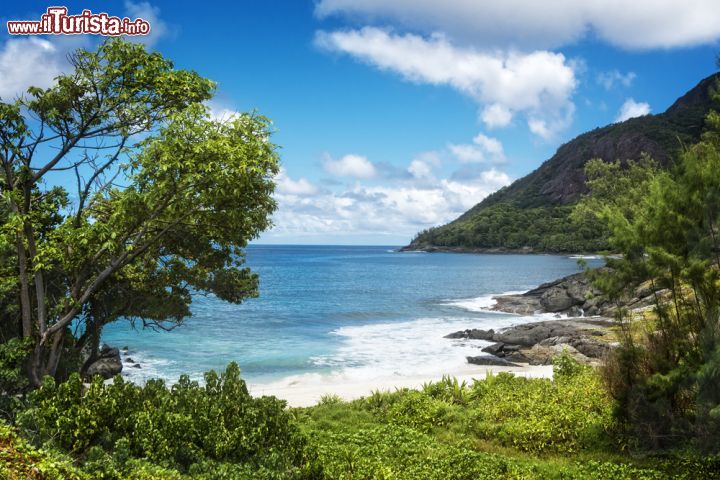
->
[2, 40, 720, 479]
[3, 354, 719, 479]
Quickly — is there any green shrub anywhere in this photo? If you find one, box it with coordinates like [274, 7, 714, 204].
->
[16, 362, 321, 478]
[0, 420, 88, 480]
[468, 365, 616, 453]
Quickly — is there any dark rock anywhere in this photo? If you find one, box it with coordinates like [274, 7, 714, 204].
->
[492, 295, 541, 315]
[131, 364, 141, 369]
[445, 329, 495, 340]
[444, 331, 468, 339]
[502, 344, 522, 352]
[466, 356, 520, 367]
[85, 345, 122, 379]
[125, 357, 135, 363]
[468, 329, 495, 340]
[541, 286, 577, 312]
[122, 346, 129, 351]
[504, 351, 531, 363]
[481, 343, 505, 355]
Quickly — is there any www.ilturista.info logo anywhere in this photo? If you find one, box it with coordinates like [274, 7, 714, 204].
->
[7, 7, 150, 36]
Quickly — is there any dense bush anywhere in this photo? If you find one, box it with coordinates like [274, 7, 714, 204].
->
[411, 203, 610, 253]
[467, 358, 616, 453]
[16, 363, 321, 479]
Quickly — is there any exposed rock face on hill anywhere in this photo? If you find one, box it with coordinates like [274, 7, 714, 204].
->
[404, 73, 720, 253]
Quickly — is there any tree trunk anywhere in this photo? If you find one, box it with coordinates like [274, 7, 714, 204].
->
[15, 232, 32, 338]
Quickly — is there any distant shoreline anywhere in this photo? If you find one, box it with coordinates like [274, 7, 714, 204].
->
[398, 245, 608, 256]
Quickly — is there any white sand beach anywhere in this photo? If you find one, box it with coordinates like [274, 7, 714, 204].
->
[249, 364, 554, 408]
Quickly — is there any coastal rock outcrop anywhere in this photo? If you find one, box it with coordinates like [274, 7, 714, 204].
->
[466, 355, 520, 367]
[447, 319, 615, 367]
[491, 271, 607, 317]
[84, 344, 123, 379]
[488, 268, 663, 318]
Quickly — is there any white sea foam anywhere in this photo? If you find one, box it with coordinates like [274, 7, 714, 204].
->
[250, 314, 555, 405]
[441, 290, 527, 313]
[118, 349, 178, 384]
[308, 313, 539, 380]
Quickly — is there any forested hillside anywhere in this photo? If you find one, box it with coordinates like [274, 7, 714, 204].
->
[404, 73, 720, 253]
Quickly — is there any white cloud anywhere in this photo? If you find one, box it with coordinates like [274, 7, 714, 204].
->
[0, 38, 66, 100]
[408, 159, 433, 180]
[449, 133, 506, 163]
[473, 134, 504, 158]
[316, 0, 720, 50]
[615, 98, 651, 122]
[323, 153, 377, 179]
[315, 28, 577, 138]
[267, 164, 511, 242]
[206, 100, 240, 122]
[275, 169, 319, 196]
[448, 144, 485, 163]
[597, 70, 636, 90]
[123, 1, 170, 47]
[481, 104, 513, 128]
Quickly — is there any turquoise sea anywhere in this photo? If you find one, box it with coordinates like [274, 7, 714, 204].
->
[103, 245, 603, 387]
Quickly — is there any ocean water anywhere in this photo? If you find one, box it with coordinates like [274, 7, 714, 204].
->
[102, 245, 603, 387]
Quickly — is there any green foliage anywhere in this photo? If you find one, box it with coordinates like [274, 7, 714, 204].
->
[411, 203, 610, 253]
[469, 367, 615, 454]
[0, 420, 89, 480]
[583, 98, 720, 449]
[16, 363, 320, 479]
[0, 337, 33, 420]
[297, 364, 713, 479]
[0, 39, 280, 385]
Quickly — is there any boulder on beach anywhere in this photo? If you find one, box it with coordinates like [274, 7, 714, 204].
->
[84, 344, 123, 379]
[466, 355, 520, 367]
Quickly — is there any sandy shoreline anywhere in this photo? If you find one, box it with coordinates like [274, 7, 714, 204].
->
[249, 363, 553, 408]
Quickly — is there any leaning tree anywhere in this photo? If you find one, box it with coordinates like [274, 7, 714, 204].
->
[0, 40, 279, 387]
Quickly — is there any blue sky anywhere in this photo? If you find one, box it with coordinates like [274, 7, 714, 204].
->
[1, 1, 719, 244]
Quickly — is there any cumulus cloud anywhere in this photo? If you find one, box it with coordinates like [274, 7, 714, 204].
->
[267, 165, 511, 242]
[449, 133, 506, 163]
[315, 27, 576, 138]
[275, 169, 319, 196]
[323, 153, 377, 179]
[615, 98, 651, 122]
[0, 38, 67, 100]
[597, 70, 636, 90]
[123, 1, 171, 47]
[315, 0, 720, 50]
[481, 104, 513, 128]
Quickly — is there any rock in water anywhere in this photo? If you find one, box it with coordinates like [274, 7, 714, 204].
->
[84, 344, 123, 379]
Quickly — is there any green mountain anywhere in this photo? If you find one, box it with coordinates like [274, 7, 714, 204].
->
[403, 73, 720, 253]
